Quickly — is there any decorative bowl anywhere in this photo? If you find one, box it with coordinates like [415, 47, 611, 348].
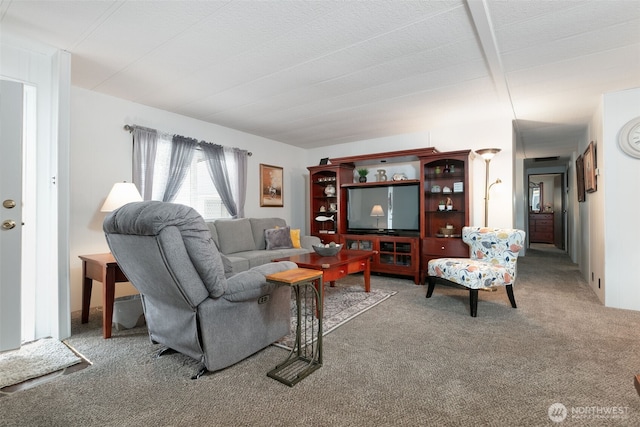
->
[439, 227, 455, 236]
[312, 244, 343, 256]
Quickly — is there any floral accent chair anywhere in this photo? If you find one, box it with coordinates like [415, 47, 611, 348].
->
[426, 227, 526, 317]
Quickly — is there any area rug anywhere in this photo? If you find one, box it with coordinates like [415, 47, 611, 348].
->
[274, 284, 396, 350]
[0, 338, 82, 389]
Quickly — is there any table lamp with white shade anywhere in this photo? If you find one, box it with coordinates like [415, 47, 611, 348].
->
[100, 182, 143, 212]
[370, 204, 385, 231]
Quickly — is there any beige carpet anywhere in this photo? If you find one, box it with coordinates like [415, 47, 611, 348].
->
[1, 249, 639, 425]
[0, 338, 81, 388]
[275, 283, 396, 350]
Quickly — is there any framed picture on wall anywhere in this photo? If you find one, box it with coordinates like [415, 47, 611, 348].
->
[576, 154, 585, 202]
[260, 164, 284, 207]
[583, 141, 597, 193]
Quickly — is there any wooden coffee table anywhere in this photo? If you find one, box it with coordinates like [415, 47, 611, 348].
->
[273, 249, 374, 292]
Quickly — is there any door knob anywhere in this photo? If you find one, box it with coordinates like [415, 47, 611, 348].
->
[2, 220, 16, 230]
[2, 199, 16, 209]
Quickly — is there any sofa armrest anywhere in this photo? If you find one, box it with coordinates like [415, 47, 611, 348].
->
[223, 261, 297, 302]
[300, 235, 321, 250]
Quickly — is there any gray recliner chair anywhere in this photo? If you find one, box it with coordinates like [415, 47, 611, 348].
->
[103, 201, 296, 377]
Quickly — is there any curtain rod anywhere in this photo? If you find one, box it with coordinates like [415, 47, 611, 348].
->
[123, 124, 252, 156]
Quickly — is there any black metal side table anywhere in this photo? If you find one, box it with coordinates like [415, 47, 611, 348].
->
[266, 268, 324, 386]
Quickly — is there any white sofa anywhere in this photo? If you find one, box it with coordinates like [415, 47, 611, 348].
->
[206, 217, 320, 276]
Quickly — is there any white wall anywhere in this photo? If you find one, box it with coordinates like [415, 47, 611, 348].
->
[584, 105, 606, 304]
[602, 88, 640, 311]
[568, 148, 582, 264]
[306, 118, 515, 228]
[69, 87, 307, 312]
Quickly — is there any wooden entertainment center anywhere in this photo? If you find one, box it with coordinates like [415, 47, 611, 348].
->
[308, 148, 473, 285]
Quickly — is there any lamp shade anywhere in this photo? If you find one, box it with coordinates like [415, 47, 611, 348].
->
[475, 148, 501, 161]
[100, 182, 143, 212]
[370, 205, 384, 217]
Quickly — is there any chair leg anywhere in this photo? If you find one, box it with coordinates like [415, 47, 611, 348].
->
[506, 285, 517, 308]
[426, 277, 436, 298]
[469, 289, 478, 317]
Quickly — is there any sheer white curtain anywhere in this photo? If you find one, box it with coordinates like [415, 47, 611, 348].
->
[132, 126, 157, 200]
[162, 135, 197, 202]
[148, 132, 175, 201]
[130, 125, 248, 218]
[200, 143, 251, 218]
[229, 147, 248, 218]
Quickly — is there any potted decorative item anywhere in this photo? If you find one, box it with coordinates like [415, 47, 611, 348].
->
[446, 197, 454, 211]
[357, 168, 369, 183]
[438, 200, 446, 211]
[324, 183, 336, 196]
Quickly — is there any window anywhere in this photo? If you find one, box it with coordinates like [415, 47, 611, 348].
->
[151, 137, 231, 220]
[172, 151, 231, 220]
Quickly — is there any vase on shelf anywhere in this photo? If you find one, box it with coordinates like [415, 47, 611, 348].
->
[324, 184, 336, 196]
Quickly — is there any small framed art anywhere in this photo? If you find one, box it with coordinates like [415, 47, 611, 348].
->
[576, 154, 585, 202]
[260, 164, 284, 207]
[583, 141, 597, 193]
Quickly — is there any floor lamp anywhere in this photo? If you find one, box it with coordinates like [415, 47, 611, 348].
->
[475, 148, 501, 227]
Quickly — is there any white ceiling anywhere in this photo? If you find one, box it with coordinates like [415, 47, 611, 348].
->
[2, 0, 639, 159]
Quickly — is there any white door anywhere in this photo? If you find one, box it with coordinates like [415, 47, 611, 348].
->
[0, 80, 24, 351]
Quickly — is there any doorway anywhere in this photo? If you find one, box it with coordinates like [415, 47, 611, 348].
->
[528, 173, 565, 251]
[1, 47, 72, 351]
[0, 81, 38, 351]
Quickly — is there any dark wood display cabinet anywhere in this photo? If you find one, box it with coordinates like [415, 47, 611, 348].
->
[308, 164, 354, 244]
[308, 148, 442, 285]
[420, 150, 474, 284]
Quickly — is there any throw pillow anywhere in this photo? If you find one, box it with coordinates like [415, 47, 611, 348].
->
[290, 228, 301, 248]
[250, 218, 286, 250]
[265, 226, 293, 250]
[273, 225, 301, 248]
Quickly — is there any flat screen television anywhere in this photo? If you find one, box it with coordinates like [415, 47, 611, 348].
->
[347, 184, 419, 234]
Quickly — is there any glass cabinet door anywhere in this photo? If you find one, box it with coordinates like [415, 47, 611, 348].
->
[379, 240, 412, 267]
[345, 237, 374, 251]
